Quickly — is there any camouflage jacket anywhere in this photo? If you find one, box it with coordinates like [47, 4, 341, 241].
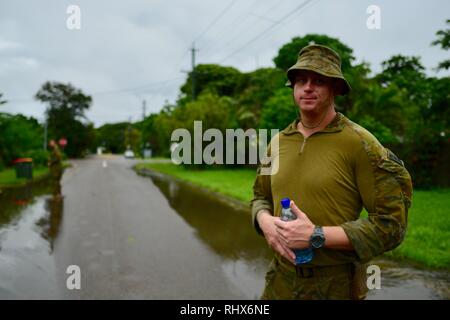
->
[48, 146, 63, 174]
[251, 112, 413, 265]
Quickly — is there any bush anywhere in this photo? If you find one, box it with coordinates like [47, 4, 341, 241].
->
[24, 149, 50, 167]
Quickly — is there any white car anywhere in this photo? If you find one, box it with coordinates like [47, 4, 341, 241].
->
[124, 150, 135, 159]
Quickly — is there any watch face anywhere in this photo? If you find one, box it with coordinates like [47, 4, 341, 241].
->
[311, 227, 325, 249]
[311, 235, 325, 249]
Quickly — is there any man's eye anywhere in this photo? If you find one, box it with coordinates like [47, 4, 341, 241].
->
[314, 79, 325, 85]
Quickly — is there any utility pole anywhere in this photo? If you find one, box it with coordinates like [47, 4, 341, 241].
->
[127, 116, 132, 150]
[43, 119, 48, 150]
[142, 99, 146, 121]
[191, 43, 198, 100]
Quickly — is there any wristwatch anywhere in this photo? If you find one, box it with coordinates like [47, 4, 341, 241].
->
[310, 226, 325, 249]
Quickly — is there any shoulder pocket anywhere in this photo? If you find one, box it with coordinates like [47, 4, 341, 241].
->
[377, 148, 404, 172]
[377, 148, 412, 209]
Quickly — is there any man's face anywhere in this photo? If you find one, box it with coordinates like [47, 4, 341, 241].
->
[292, 70, 336, 114]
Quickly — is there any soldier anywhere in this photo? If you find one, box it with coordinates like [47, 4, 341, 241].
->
[251, 44, 413, 300]
[48, 139, 63, 199]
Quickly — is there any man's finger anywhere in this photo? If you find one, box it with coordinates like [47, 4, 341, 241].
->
[275, 224, 286, 237]
[277, 238, 295, 260]
[276, 228, 288, 245]
[275, 244, 294, 263]
[280, 244, 296, 263]
[274, 218, 287, 229]
[271, 238, 295, 264]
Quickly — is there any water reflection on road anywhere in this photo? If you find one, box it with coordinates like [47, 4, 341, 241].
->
[0, 181, 63, 299]
[147, 171, 272, 299]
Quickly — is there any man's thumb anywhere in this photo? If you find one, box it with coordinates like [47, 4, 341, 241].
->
[290, 201, 306, 219]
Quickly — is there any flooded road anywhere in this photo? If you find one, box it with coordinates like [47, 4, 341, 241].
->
[0, 156, 448, 299]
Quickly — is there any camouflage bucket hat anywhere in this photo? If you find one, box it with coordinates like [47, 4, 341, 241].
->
[286, 44, 351, 95]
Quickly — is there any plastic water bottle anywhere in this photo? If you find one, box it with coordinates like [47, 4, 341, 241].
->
[280, 197, 314, 264]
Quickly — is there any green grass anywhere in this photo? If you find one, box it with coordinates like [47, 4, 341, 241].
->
[136, 162, 450, 269]
[135, 163, 256, 203]
[384, 189, 450, 269]
[0, 166, 50, 187]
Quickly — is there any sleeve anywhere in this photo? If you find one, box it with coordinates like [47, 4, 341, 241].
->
[340, 144, 413, 263]
[250, 144, 274, 236]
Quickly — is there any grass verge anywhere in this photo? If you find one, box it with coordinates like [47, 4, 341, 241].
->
[0, 166, 50, 188]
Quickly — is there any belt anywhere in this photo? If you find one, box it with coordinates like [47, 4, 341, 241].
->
[275, 255, 353, 279]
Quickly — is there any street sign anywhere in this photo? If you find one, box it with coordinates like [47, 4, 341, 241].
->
[59, 137, 67, 147]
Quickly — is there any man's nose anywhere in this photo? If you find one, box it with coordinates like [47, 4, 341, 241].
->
[304, 79, 314, 91]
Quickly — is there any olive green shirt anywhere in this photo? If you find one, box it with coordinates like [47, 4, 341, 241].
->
[251, 112, 412, 265]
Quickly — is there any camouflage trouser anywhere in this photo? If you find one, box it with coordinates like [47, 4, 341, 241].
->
[261, 258, 367, 300]
[51, 172, 62, 196]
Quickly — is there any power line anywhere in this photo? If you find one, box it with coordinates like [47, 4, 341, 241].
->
[199, 0, 261, 55]
[5, 77, 184, 103]
[200, 0, 280, 60]
[193, 0, 238, 44]
[92, 77, 183, 95]
[191, 43, 198, 100]
[218, 0, 315, 64]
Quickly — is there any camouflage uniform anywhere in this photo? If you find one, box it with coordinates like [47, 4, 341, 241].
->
[48, 144, 63, 197]
[251, 45, 413, 300]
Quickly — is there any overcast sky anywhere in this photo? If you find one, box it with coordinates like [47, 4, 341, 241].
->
[1, 0, 448, 127]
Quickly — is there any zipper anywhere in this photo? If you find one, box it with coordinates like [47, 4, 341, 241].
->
[300, 137, 308, 154]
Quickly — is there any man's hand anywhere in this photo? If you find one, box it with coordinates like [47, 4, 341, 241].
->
[274, 200, 314, 250]
[257, 210, 296, 264]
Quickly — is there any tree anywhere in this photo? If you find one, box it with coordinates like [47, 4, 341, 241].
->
[180, 64, 244, 101]
[374, 53, 449, 187]
[35, 82, 94, 157]
[375, 55, 429, 137]
[237, 68, 286, 129]
[0, 113, 44, 168]
[95, 122, 129, 154]
[347, 81, 409, 145]
[259, 88, 298, 130]
[124, 124, 141, 155]
[151, 92, 238, 159]
[377, 55, 426, 87]
[431, 19, 450, 71]
[273, 34, 355, 73]
[137, 113, 163, 156]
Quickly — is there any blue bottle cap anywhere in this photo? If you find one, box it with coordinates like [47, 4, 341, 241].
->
[280, 198, 291, 209]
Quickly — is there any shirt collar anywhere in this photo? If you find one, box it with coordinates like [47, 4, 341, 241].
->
[281, 112, 346, 136]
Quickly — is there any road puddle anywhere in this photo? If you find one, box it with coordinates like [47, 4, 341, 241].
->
[0, 181, 63, 299]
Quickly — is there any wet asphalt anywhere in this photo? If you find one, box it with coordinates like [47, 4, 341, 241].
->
[54, 155, 246, 299]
